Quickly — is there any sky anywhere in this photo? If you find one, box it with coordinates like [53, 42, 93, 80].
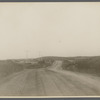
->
[0, 3, 100, 59]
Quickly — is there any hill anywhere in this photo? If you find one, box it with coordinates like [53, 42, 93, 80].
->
[1, 56, 100, 78]
[34, 56, 100, 76]
[0, 60, 24, 79]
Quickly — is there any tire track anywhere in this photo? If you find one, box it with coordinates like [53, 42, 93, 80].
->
[0, 67, 100, 96]
[38, 69, 63, 96]
[45, 69, 78, 96]
[0, 69, 27, 86]
[46, 69, 100, 96]
[18, 69, 37, 96]
[0, 70, 29, 96]
[36, 69, 46, 96]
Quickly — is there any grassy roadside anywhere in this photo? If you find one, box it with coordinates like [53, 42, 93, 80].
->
[0, 60, 24, 79]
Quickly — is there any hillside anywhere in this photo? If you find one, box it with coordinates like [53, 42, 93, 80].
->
[0, 60, 24, 79]
[1, 56, 100, 79]
[34, 56, 100, 76]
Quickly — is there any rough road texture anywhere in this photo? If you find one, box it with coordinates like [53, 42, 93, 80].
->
[0, 60, 100, 96]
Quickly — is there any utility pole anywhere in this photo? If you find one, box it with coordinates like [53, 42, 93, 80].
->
[26, 50, 29, 63]
[39, 51, 42, 61]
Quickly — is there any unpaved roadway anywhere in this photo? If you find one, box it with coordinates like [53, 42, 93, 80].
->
[0, 67, 100, 96]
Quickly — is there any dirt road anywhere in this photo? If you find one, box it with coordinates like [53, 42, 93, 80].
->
[0, 67, 100, 96]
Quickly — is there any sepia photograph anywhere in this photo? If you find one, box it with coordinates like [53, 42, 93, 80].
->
[0, 2, 100, 97]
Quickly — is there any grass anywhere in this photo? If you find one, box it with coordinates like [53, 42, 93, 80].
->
[62, 56, 100, 76]
[0, 60, 24, 79]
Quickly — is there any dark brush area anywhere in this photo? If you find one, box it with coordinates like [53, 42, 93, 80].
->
[0, 60, 24, 79]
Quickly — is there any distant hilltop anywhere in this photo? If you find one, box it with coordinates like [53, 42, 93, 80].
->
[11, 55, 100, 77]
[1, 56, 100, 77]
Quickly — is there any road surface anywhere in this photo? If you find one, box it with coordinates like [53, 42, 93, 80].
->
[0, 66, 100, 96]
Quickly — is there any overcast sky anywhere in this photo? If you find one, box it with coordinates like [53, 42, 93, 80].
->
[0, 3, 100, 59]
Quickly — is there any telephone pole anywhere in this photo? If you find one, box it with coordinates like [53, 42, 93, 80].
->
[26, 50, 29, 63]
